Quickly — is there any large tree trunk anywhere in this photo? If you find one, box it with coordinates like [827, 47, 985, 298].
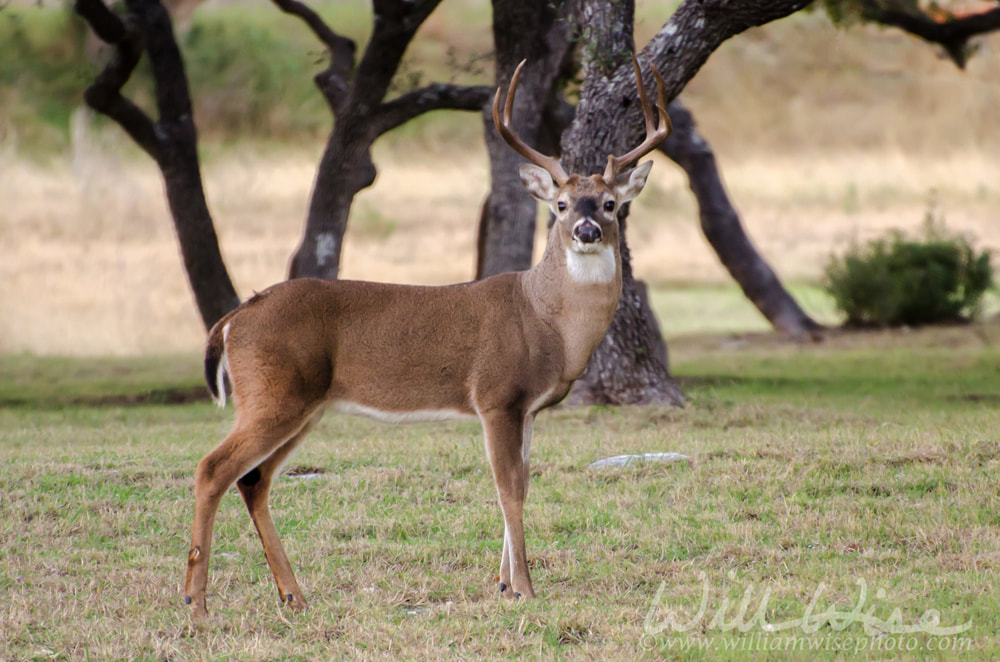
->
[476, 0, 572, 278]
[560, 0, 684, 406]
[661, 100, 824, 339]
[288, 126, 376, 279]
[76, 0, 239, 329]
[561, 0, 811, 405]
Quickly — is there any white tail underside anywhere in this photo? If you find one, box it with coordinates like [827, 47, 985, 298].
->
[213, 323, 231, 408]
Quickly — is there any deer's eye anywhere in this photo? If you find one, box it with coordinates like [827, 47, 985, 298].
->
[604, 200, 615, 212]
[557, 201, 567, 212]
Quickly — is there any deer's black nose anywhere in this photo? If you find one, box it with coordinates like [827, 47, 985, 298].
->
[574, 221, 602, 244]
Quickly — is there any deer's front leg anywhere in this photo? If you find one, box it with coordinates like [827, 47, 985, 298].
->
[481, 408, 536, 599]
[499, 413, 535, 595]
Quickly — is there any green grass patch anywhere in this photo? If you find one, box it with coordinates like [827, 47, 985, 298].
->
[650, 282, 843, 337]
[2, 325, 998, 658]
[0, 354, 204, 409]
[651, 281, 1000, 339]
[0, 7, 95, 153]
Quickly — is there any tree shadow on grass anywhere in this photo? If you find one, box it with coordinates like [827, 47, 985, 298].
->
[1, 385, 210, 410]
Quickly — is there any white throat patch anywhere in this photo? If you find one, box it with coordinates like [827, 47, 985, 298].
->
[565, 245, 616, 284]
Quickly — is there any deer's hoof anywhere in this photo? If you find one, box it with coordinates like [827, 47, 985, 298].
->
[283, 593, 308, 612]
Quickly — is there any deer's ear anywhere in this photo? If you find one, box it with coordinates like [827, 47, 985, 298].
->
[519, 163, 561, 203]
[613, 160, 653, 203]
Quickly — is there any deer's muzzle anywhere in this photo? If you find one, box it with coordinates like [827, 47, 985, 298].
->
[573, 220, 602, 245]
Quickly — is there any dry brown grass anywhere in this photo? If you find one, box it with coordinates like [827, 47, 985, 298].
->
[3, 10, 1000, 355]
[4, 143, 996, 355]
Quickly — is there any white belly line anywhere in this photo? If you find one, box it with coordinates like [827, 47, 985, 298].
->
[330, 400, 477, 424]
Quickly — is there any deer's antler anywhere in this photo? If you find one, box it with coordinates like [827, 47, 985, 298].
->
[602, 54, 671, 183]
[493, 60, 570, 186]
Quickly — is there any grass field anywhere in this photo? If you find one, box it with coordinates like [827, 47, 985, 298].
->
[3, 5, 1000, 658]
[2, 324, 999, 660]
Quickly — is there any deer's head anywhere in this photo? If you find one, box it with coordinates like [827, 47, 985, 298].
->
[493, 55, 671, 280]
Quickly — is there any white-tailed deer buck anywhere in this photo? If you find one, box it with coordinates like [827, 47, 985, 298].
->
[183, 55, 669, 618]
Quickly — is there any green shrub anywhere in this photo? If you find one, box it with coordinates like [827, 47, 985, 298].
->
[824, 221, 993, 327]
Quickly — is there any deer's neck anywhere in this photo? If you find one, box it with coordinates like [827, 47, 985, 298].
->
[521, 230, 623, 380]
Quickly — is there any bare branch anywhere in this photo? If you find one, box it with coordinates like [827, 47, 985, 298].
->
[372, 0, 440, 23]
[271, 0, 345, 49]
[74, 0, 126, 43]
[858, 1, 1000, 68]
[353, 0, 444, 110]
[74, 0, 160, 158]
[271, 0, 356, 111]
[374, 83, 492, 136]
[641, 0, 815, 104]
[660, 99, 823, 339]
[128, 0, 196, 133]
[564, 0, 813, 176]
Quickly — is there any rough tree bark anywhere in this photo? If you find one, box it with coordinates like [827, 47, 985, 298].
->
[476, 0, 572, 278]
[278, 0, 492, 280]
[661, 99, 824, 339]
[75, 0, 240, 330]
[561, 0, 684, 406]
[562, 0, 813, 405]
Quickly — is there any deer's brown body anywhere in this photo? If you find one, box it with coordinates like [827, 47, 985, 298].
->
[183, 55, 669, 618]
[208, 252, 617, 422]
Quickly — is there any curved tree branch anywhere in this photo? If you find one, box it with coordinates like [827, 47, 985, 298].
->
[354, 0, 443, 110]
[75, 0, 126, 43]
[271, 0, 356, 111]
[75, 0, 160, 159]
[661, 100, 824, 339]
[858, 1, 1000, 68]
[281, 0, 489, 280]
[374, 84, 493, 136]
[565, 0, 814, 176]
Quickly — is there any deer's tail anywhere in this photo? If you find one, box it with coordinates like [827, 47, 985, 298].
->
[204, 315, 235, 408]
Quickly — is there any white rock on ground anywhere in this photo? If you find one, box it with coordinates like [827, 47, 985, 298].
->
[587, 452, 689, 470]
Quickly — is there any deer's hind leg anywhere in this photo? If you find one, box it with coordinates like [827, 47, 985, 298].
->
[235, 413, 321, 612]
[184, 405, 320, 619]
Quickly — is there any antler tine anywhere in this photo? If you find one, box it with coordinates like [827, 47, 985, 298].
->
[493, 59, 570, 186]
[602, 54, 672, 183]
